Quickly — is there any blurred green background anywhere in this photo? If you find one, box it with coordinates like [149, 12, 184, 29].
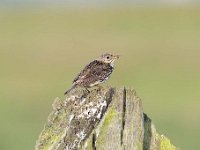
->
[0, 2, 200, 150]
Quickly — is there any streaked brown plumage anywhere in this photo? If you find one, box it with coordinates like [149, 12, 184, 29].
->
[64, 53, 119, 95]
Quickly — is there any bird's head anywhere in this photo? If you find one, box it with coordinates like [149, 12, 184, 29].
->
[98, 53, 119, 66]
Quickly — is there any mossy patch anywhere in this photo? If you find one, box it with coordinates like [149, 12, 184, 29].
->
[95, 107, 117, 144]
[159, 135, 177, 150]
[36, 109, 69, 150]
[101, 107, 117, 129]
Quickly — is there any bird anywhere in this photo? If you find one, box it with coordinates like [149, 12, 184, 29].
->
[64, 53, 119, 95]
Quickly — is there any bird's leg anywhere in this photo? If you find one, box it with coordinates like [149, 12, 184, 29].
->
[79, 87, 90, 99]
[82, 87, 90, 94]
[85, 87, 90, 93]
[95, 85, 103, 92]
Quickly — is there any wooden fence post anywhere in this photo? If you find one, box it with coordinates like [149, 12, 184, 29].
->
[35, 86, 178, 150]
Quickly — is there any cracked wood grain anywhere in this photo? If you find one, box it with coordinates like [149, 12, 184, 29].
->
[120, 88, 126, 146]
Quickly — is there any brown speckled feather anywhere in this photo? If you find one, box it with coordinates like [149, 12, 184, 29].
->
[73, 60, 113, 87]
[64, 53, 119, 95]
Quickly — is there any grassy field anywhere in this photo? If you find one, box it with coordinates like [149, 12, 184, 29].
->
[0, 6, 200, 150]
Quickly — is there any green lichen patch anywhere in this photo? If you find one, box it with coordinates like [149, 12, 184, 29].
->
[35, 109, 69, 150]
[100, 107, 117, 131]
[96, 107, 117, 144]
[159, 135, 177, 150]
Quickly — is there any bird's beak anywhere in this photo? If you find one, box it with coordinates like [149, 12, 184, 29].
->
[114, 55, 120, 59]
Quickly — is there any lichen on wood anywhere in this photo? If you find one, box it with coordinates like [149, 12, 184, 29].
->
[35, 86, 178, 150]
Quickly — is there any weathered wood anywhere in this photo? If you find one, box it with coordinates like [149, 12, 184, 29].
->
[35, 86, 178, 150]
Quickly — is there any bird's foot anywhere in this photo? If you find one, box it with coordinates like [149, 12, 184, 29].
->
[94, 85, 104, 92]
[79, 87, 90, 99]
[85, 88, 90, 93]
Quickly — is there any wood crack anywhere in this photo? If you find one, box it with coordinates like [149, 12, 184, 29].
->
[121, 88, 126, 146]
[92, 133, 96, 150]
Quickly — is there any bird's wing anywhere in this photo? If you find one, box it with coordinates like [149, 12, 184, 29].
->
[72, 64, 91, 84]
[73, 60, 112, 86]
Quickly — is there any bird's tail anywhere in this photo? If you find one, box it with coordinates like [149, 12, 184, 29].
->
[64, 84, 77, 95]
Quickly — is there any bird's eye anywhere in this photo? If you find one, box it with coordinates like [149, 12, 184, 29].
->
[106, 56, 110, 59]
